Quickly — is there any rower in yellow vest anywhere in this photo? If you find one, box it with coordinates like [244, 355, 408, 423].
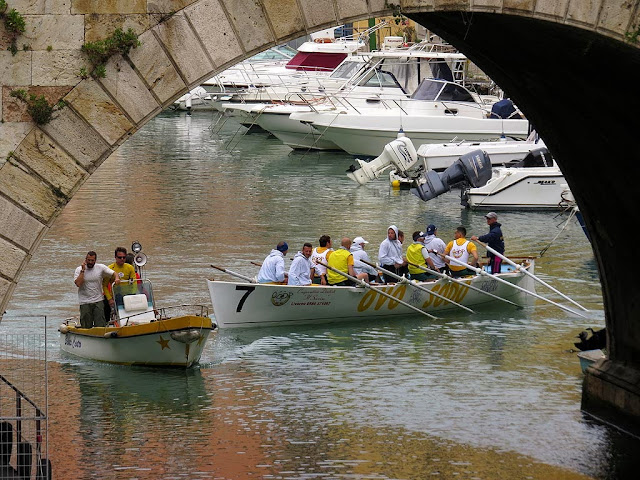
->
[326, 237, 366, 286]
[407, 231, 438, 281]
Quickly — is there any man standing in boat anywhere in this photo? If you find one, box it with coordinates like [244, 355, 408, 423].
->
[288, 243, 314, 286]
[257, 242, 289, 284]
[471, 212, 505, 274]
[74, 251, 119, 328]
[103, 246, 138, 321]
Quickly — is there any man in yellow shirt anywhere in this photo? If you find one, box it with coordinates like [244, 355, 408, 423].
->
[326, 238, 360, 286]
[444, 226, 479, 278]
[103, 246, 138, 320]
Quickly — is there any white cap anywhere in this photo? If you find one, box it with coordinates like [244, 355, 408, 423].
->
[353, 236, 369, 245]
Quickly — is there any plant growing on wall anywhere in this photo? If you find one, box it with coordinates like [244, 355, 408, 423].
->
[0, 0, 27, 55]
[9, 89, 66, 125]
[81, 27, 141, 78]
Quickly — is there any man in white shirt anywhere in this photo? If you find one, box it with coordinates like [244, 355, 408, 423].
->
[74, 251, 118, 328]
[423, 224, 447, 272]
[257, 242, 289, 283]
[351, 236, 378, 282]
[288, 243, 314, 286]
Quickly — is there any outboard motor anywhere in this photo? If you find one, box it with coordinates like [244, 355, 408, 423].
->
[411, 150, 492, 202]
[513, 147, 553, 167]
[347, 135, 418, 185]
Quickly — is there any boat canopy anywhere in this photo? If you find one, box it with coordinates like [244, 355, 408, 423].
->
[285, 52, 348, 72]
[410, 78, 475, 102]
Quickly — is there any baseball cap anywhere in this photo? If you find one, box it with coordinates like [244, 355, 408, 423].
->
[412, 231, 426, 241]
[425, 224, 436, 235]
[353, 236, 369, 245]
[485, 212, 498, 219]
[276, 242, 289, 252]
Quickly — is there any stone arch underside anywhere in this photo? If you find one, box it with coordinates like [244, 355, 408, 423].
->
[1, 1, 640, 425]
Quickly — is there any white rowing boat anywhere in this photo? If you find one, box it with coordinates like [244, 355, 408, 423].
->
[207, 259, 536, 328]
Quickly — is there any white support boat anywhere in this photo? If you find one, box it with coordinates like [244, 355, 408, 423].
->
[207, 259, 535, 328]
[462, 150, 575, 210]
[59, 244, 215, 367]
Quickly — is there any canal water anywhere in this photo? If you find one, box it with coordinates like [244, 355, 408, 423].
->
[2, 111, 638, 479]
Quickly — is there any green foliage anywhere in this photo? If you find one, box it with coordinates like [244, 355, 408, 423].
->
[81, 28, 141, 78]
[46, 45, 52, 51]
[625, 25, 640, 44]
[1, 4, 26, 56]
[78, 66, 89, 79]
[10, 89, 62, 125]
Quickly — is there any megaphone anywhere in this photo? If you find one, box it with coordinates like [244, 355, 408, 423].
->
[134, 252, 147, 267]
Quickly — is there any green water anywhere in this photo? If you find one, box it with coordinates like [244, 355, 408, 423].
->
[2, 111, 637, 479]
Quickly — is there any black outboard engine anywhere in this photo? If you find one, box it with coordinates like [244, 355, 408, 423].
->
[513, 147, 553, 167]
[411, 150, 492, 202]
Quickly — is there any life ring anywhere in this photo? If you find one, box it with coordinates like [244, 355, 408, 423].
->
[314, 37, 333, 43]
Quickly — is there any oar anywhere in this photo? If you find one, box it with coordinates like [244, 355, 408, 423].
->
[474, 239, 589, 312]
[406, 261, 522, 309]
[444, 255, 588, 319]
[250, 261, 262, 267]
[316, 261, 438, 320]
[360, 259, 475, 313]
[211, 265, 256, 283]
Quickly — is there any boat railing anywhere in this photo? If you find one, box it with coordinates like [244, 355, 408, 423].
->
[154, 304, 210, 321]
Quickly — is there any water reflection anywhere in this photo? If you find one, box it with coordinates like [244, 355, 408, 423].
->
[2, 111, 635, 479]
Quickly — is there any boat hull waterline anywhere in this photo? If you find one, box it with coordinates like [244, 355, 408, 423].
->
[208, 262, 535, 328]
[59, 316, 215, 367]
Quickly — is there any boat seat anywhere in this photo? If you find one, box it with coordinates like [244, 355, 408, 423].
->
[119, 293, 156, 324]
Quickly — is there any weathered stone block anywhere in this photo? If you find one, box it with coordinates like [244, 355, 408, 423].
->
[14, 128, 88, 197]
[71, 0, 146, 14]
[336, 0, 368, 20]
[0, 51, 32, 87]
[23, 14, 84, 50]
[299, 0, 337, 30]
[84, 13, 162, 43]
[10, 1, 71, 14]
[32, 50, 89, 87]
[567, 0, 600, 26]
[0, 277, 12, 307]
[64, 79, 134, 145]
[154, 13, 214, 84]
[184, 0, 243, 67]
[503, 0, 534, 13]
[262, 0, 305, 39]
[100, 55, 159, 123]
[0, 236, 27, 280]
[40, 107, 110, 170]
[0, 121, 33, 162]
[0, 195, 46, 250]
[466, 0, 501, 10]
[535, 1, 570, 20]
[0, 159, 63, 222]
[128, 30, 186, 104]
[148, 0, 198, 14]
[220, 0, 274, 53]
[2, 86, 73, 123]
[598, 0, 636, 35]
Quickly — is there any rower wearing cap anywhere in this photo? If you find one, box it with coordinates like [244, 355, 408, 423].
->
[471, 212, 505, 274]
[257, 241, 289, 284]
[407, 231, 438, 281]
[351, 236, 378, 282]
[423, 224, 447, 273]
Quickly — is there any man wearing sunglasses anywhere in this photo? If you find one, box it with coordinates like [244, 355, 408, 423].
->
[103, 246, 137, 321]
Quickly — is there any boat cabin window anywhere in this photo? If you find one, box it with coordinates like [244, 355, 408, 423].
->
[410, 78, 475, 103]
[330, 60, 365, 79]
[112, 279, 156, 324]
[358, 69, 405, 91]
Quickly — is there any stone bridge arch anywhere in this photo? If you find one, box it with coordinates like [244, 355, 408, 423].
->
[1, 1, 640, 425]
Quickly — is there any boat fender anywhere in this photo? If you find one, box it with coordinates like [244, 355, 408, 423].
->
[170, 330, 201, 344]
[58, 324, 69, 334]
[103, 331, 118, 338]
